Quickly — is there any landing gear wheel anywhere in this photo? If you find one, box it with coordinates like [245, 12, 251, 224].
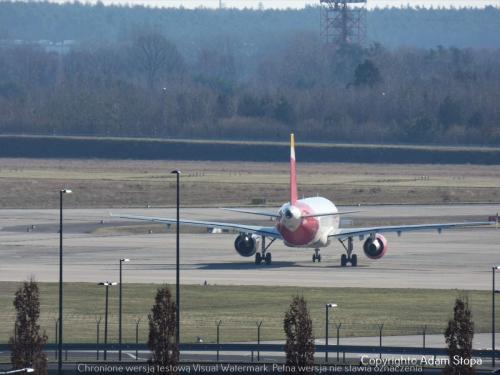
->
[317, 254, 321, 262]
[351, 254, 358, 267]
[340, 254, 347, 267]
[265, 252, 272, 265]
[312, 254, 316, 262]
[255, 253, 262, 265]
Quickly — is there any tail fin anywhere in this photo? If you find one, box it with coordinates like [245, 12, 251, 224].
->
[290, 133, 298, 204]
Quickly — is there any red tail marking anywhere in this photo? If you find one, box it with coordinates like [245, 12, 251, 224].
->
[290, 133, 298, 204]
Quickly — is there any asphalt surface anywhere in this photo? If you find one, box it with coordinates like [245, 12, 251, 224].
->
[0, 205, 499, 290]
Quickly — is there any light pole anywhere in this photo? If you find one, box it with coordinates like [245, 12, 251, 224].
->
[336, 322, 342, 362]
[171, 169, 181, 344]
[325, 303, 337, 362]
[58, 188, 71, 375]
[256, 321, 263, 362]
[95, 315, 102, 361]
[216, 320, 222, 362]
[422, 325, 427, 349]
[54, 319, 58, 360]
[119, 258, 130, 361]
[98, 281, 117, 360]
[378, 323, 384, 360]
[0, 369, 34, 374]
[493, 266, 500, 367]
[135, 318, 141, 361]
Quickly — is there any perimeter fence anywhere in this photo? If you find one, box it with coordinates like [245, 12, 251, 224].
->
[0, 316, 445, 348]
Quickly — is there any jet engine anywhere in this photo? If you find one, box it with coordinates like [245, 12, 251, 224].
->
[363, 234, 388, 259]
[234, 233, 260, 257]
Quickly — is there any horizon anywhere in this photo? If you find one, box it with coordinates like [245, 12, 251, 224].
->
[9, 0, 500, 9]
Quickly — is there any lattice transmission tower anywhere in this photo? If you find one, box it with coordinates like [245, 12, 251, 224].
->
[320, 0, 367, 47]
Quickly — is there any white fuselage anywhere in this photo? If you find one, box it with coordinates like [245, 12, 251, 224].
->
[276, 196, 339, 248]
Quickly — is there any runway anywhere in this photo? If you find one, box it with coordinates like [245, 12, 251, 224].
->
[0, 205, 499, 290]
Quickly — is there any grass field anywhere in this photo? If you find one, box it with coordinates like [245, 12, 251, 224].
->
[0, 282, 494, 345]
[1, 158, 500, 208]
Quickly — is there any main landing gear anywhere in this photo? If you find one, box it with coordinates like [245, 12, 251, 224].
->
[338, 237, 358, 267]
[312, 248, 321, 262]
[255, 236, 276, 265]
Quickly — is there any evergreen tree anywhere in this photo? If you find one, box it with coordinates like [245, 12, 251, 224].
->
[9, 279, 47, 375]
[148, 285, 179, 374]
[353, 59, 382, 88]
[443, 297, 475, 375]
[283, 295, 315, 374]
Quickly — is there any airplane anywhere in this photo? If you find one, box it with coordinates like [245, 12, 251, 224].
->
[115, 134, 496, 267]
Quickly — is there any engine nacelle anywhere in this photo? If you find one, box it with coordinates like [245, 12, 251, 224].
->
[363, 233, 388, 259]
[234, 233, 260, 257]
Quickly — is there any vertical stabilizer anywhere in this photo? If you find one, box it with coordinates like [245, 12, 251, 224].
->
[290, 133, 298, 204]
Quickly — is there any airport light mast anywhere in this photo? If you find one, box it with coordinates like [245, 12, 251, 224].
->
[325, 303, 337, 362]
[119, 258, 130, 361]
[493, 266, 500, 367]
[98, 281, 117, 360]
[58, 189, 71, 375]
[171, 170, 181, 344]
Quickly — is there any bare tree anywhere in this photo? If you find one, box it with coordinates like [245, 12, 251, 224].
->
[9, 279, 47, 375]
[132, 32, 183, 89]
[283, 295, 315, 374]
[148, 285, 179, 373]
[443, 297, 475, 375]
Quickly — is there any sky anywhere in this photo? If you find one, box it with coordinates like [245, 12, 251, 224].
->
[27, 0, 500, 9]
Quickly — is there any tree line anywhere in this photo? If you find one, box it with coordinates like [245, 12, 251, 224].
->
[1, 2, 500, 49]
[0, 30, 499, 145]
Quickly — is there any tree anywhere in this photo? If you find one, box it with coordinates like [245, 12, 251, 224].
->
[9, 279, 47, 375]
[283, 295, 315, 374]
[132, 32, 184, 89]
[353, 59, 382, 88]
[215, 94, 234, 118]
[148, 285, 179, 373]
[439, 96, 463, 129]
[237, 94, 266, 117]
[196, 43, 236, 83]
[274, 96, 296, 125]
[406, 116, 437, 143]
[443, 297, 474, 375]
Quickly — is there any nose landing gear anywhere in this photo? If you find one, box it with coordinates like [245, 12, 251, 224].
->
[312, 248, 321, 262]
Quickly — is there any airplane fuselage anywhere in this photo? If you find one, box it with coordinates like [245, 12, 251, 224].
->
[276, 196, 339, 248]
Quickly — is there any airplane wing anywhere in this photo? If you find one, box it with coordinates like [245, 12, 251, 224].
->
[330, 221, 494, 240]
[112, 214, 282, 239]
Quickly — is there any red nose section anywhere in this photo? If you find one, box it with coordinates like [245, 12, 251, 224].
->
[277, 202, 319, 246]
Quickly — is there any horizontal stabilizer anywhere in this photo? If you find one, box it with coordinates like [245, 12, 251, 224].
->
[219, 207, 279, 218]
[301, 210, 362, 218]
